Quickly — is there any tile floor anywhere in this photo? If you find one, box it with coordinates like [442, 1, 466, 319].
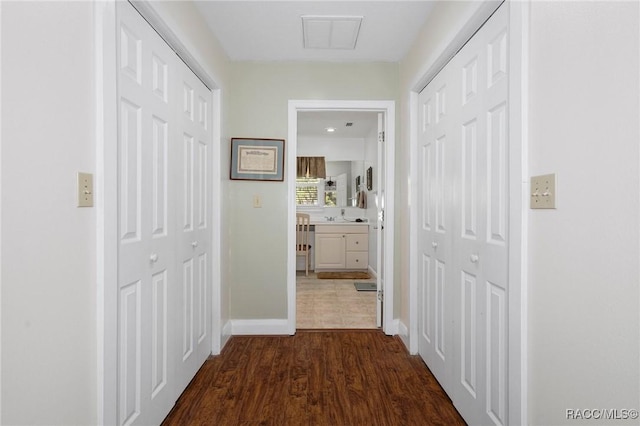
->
[296, 271, 378, 329]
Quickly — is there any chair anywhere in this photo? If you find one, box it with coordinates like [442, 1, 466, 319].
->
[295, 213, 312, 276]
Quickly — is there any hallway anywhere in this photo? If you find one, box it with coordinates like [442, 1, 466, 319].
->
[162, 330, 465, 425]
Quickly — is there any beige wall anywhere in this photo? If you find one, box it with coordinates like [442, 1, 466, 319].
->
[227, 62, 399, 319]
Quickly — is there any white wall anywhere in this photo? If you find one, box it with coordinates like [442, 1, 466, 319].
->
[298, 137, 365, 161]
[400, 1, 640, 424]
[527, 2, 639, 424]
[1, 2, 96, 424]
[1, 1, 230, 424]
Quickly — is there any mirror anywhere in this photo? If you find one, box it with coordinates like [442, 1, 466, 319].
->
[296, 110, 378, 209]
[325, 161, 364, 207]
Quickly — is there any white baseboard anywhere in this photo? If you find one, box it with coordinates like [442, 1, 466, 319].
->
[384, 318, 400, 335]
[220, 320, 233, 349]
[368, 265, 377, 279]
[397, 320, 411, 352]
[230, 319, 289, 335]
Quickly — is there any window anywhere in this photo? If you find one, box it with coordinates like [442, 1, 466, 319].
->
[296, 177, 320, 205]
[324, 179, 337, 206]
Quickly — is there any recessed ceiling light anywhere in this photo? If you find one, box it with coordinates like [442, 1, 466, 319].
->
[325, 127, 336, 133]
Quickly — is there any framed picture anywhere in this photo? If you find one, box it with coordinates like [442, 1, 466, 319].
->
[230, 138, 285, 181]
[355, 175, 361, 189]
[366, 166, 373, 190]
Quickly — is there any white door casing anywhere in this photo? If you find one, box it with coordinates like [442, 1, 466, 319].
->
[417, 3, 510, 425]
[375, 112, 384, 328]
[116, 2, 213, 425]
[287, 100, 395, 335]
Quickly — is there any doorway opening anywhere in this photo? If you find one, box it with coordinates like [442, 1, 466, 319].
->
[286, 100, 395, 335]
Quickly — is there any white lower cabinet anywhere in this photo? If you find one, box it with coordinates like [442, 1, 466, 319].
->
[315, 225, 368, 270]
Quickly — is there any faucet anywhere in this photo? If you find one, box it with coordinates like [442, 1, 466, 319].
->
[341, 208, 345, 218]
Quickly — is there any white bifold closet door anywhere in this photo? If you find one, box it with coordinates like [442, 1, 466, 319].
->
[417, 4, 509, 426]
[116, 2, 213, 425]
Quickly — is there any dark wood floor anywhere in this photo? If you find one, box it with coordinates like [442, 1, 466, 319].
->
[162, 330, 465, 425]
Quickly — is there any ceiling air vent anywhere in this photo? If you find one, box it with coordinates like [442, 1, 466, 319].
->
[345, 122, 354, 127]
[301, 15, 363, 50]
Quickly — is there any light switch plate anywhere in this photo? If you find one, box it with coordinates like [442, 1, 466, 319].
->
[78, 172, 94, 207]
[530, 173, 556, 209]
[253, 194, 262, 208]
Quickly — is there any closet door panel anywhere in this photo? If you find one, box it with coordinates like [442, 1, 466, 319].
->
[417, 68, 455, 394]
[175, 65, 213, 395]
[417, 4, 509, 425]
[116, 2, 177, 425]
[452, 4, 509, 425]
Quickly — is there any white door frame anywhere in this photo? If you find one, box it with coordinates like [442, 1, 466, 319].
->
[287, 100, 396, 335]
[94, 1, 222, 424]
[408, 1, 529, 424]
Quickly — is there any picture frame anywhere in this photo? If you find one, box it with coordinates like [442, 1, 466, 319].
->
[366, 166, 373, 190]
[355, 175, 361, 189]
[230, 138, 285, 181]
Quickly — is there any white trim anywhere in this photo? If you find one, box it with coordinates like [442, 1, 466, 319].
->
[407, 0, 527, 423]
[97, 1, 224, 422]
[210, 88, 223, 355]
[385, 318, 400, 336]
[411, 0, 504, 92]
[287, 100, 396, 335]
[287, 104, 298, 335]
[95, 2, 118, 424]
[220, 320, 232, 351]
[367, 265, 377, 279]
[398, 320, 410, 350]
[231, 319, 290, 336]
[222, 320, 233, 338]
[0, 1, 3, 419]
[508, 2, 530, 424]
[408, 90, 419, 355]
[129, 0, 219, 90]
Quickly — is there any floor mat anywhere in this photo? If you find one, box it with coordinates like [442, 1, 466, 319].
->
[354, 282, 377, 291]
[317, 271, 371, 279]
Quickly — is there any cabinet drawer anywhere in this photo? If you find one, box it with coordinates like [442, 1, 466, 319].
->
[346, 234, 368, 251]
[346, 252, 368, 269]
[315, 224, 368, 234]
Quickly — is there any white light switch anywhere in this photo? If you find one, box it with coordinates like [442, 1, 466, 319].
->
[253, 194, 262, 208]
[530, 173, 556, 209]
[77, 172, 94, 207]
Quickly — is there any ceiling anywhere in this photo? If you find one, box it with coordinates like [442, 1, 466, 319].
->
[193, 1, 428, 139]
[297, 111, 378, 139]
[193, 1, 436, 62]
